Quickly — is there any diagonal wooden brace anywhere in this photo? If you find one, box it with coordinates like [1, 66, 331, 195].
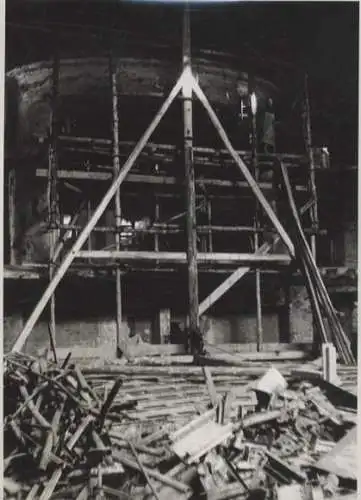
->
[11, 70, 186, 353]
[191, 76, 295, 257]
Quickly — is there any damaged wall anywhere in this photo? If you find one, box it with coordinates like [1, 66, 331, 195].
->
[6, 55, 279, 156]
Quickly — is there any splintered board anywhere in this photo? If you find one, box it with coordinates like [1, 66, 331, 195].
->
[316, 426, 357, 481]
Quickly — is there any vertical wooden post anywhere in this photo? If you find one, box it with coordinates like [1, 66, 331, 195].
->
[249, 78, 263, 351]
[304, 74, 318, 261]
[8, 168, 16, 265]
[153, 309, 171, 344]
[201, 196, 207, 252]
[279, 273, 291, 343]
[109, 52, 124, 357]
[154, 195, 160, 252]
[87, 200, 92, 252]
[87, 200, 93, 265]
[183, 5, 199, 335]
[207, 199, 213, 252]
[47, 44, 60, 363]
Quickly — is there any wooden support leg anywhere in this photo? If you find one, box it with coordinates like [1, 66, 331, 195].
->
[11, 70, 185, 353]
[47, 47, 60, 364]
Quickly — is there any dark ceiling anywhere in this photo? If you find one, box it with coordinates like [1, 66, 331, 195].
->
[5, 0, 359, 164]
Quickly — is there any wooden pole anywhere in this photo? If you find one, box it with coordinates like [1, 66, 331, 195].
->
[109, 52, 125, 357]
[191, 76, 295, 258]
[183, 5, 199, 335]
[87, 200, 92, 262]
[8, 168, 16, 265]
[154, 195, 160, 251]
[277, 159, 329, 347]
[207, 200, 213, 252]
[304, 74, 318, 260]
[249, 78, 263, 352]
[11, 71, 184, 352]
[47, 45, 60, 363]
[280, 273, 291, 344]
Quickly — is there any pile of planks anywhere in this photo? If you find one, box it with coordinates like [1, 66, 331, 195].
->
[4, 353, 357, 499]
[278, 160, 355, 365]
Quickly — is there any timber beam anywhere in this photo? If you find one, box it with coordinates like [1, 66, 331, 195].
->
[35, 168, 308, 192]
[76, 250, 291, 266]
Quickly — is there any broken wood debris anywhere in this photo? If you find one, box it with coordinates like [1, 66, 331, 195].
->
[4, 353, 357, 499]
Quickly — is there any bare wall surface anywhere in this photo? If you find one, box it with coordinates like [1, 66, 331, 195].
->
[4, 296, 312, 356]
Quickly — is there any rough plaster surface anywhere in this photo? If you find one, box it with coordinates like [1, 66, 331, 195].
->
[204, 314, 279, 344]
[4, 315, 119, 358]
[2, 286, 339, 355]
[344, 223, 357, 268]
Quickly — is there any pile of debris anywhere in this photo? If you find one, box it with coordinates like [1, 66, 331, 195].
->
[4, 352, 357, 499]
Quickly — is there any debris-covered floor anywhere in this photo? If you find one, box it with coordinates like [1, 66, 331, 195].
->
[4, 353, 357, 500]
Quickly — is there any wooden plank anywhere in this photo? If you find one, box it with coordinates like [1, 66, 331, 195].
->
[35, 169, 308, 192]
[1, 264, 282, 280]
[316, 427, 357, 481]
[54, 343, 311, 360]
[11, 70, 185, 353]
[113, 454, 192, 494]
[58, 134, 312, 167]
[76, 250, 291, 265]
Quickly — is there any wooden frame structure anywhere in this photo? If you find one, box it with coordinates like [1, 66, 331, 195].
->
[10, 8, 330, 356]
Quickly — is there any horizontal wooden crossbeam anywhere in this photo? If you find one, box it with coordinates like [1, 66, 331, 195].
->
[35, 169, 308, 192]
[76, 250, 291, 266]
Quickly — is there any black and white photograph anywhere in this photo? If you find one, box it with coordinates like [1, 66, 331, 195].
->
[3, 1, 359, 498]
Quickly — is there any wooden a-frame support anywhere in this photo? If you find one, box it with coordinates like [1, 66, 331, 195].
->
[11, 68, 295, 353]
[11, 71, 186, 352]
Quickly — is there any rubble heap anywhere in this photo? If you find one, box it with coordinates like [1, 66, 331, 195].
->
[4, 352, 357, 499]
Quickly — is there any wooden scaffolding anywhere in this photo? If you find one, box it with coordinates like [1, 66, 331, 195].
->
[8, 7, 354, 362]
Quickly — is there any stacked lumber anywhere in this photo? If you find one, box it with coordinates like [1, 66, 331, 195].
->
[4, 353, 357, 499]
[278, 160, 355, 365]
